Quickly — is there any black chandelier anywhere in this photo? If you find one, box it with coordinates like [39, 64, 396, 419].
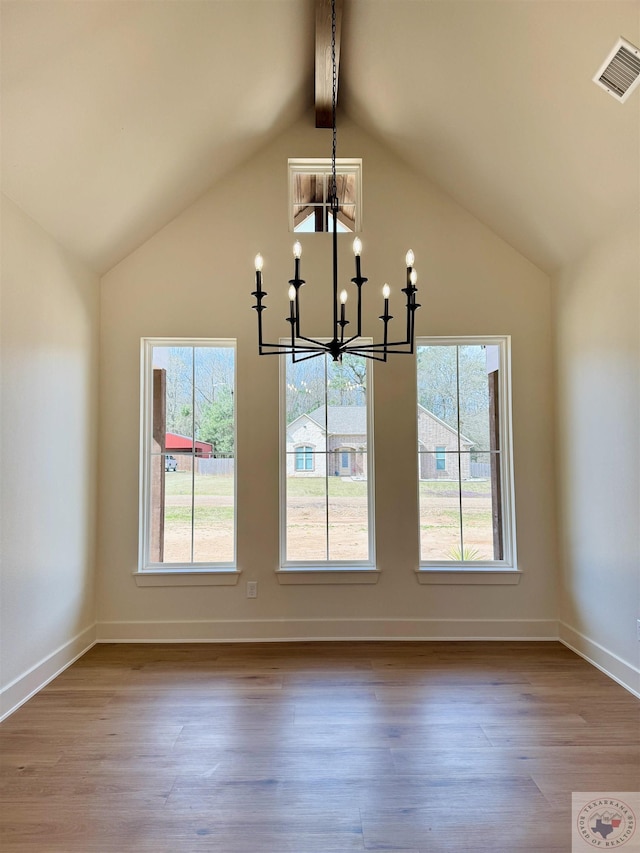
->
[252, 0, 420, 363]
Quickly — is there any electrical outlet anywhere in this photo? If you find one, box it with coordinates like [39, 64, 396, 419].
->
[247, 581, 258, 599]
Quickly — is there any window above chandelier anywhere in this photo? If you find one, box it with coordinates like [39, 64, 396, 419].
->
[289, 158, 362, 234]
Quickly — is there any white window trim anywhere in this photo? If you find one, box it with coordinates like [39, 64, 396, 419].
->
[416, 335, 518, 580]
[279, 340, 376, 579]
[136, 337, 238, 583]
[288, 158, 363, 233]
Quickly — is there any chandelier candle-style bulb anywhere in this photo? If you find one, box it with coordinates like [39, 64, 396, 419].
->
[406, 250, 415, 292]
[288, 284, 296, 322]
[254, 254, 264, 293]
[382, 283, 390, 316]
[340, 289, 348, 322]
[353, 237, 363, 280]
[293, 241, 302, 280]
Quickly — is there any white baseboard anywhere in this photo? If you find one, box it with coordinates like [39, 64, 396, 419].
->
[7, 620, 635, 718]
[0, 624, 97, 721]
[559, 621, 640, 698]
[96, 617, 558, 643]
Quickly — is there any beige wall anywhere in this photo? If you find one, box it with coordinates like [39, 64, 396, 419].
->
[0, 195, 99, 717]
[555, 223, 640, 692]
[97, 117, 557, 639]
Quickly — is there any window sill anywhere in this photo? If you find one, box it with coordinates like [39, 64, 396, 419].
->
[134, 569, 241, 587]
[416, 568, 522, 585]
[276, 568, 380, 585]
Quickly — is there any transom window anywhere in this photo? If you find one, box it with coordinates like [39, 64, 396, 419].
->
[139, 339, 236, 570]
[417, 337, 516, 568]
[282, 348, 374, 566]
[289, 159, 362, 233]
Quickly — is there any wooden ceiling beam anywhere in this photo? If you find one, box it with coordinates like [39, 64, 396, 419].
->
[315, 0, 343, 128]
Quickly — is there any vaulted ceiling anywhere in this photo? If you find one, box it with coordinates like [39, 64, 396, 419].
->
[2, 0, 639, 275]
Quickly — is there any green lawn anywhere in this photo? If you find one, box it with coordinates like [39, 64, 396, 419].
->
[164, 472, 490, 500]
[165, 472, 234, 496]
[286, 477, 368, 497]
[165, 505, 234, 524]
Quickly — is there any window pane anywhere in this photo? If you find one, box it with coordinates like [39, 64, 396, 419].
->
[156, 346, 194, 444]
[293, 205, 324, 233]
[328, 455, 369, 561]
[193, 459, 235, 563]
[326, 355, 367, 450]
[160, 455, 194, 563]
[142, 340, 236, 571]
[293, 172, 324, 204]
[284, 350, 371, 565]
[334, 173, 356, 205]
[418, 461, 463, 561]
[327, 209, 353, 233]
[285, 460, 328, 561]
[194, 346, 235, 457]
[462, 451, 503, 560]
[335, 204, 356, 232]
[417, 345, 460, 449]
[417, 338, 512, 567]
[457, 344, 499, 452]
[286, 353, 326, 424]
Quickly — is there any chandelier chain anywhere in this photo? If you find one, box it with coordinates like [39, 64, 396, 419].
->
[331, 0, 337, 209]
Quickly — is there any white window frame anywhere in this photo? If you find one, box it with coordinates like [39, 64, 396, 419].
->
[136, 337, 240, 587]
[288, 158, 363, 233]
[277, 342, 379, 585]
[415, 335, 519, 585]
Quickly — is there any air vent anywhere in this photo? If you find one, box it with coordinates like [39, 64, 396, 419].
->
[593, 37, 640, 103]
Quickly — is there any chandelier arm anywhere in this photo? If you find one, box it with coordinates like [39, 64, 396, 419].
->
[341, 332, 362, 346]
[260, 345, 327, 356]
[289, 312, 296, 351]
[291, 349, 328, 363]
[257, 337, 326, 352]
[348, 339, 416, 351]
[405, 286, 412, 343]
[295, 291, 301, 339]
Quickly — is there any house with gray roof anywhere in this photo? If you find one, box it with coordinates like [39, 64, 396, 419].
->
[285, 405, 368, 478]
[286, 404, 474, 479]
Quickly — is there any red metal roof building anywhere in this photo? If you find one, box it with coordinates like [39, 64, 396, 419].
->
[165, 433, 213, 458]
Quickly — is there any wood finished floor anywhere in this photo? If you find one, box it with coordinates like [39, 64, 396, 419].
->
[1, 641, 638, 852]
